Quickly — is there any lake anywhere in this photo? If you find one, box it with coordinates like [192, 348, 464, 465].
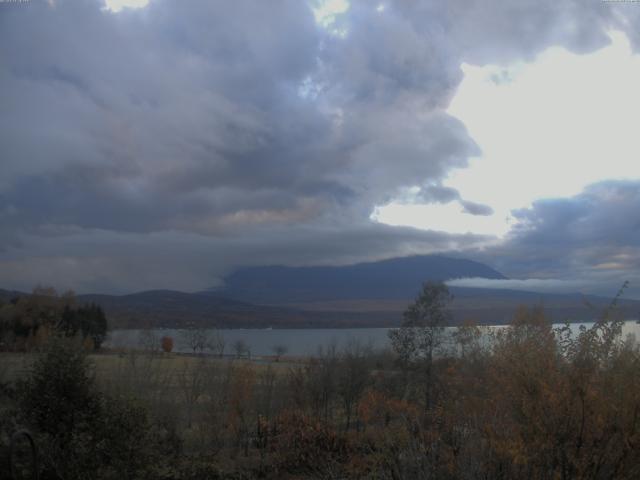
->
[106, 320, 640, 357]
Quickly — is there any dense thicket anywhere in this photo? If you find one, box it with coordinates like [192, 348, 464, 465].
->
[8, 337, 177, 479]
[2, 282, 639, 479]
[0, 287, 107, 351]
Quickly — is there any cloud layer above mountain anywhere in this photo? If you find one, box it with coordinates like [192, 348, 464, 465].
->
[475, 180, 640, 297]
[1, 0, 639, 295]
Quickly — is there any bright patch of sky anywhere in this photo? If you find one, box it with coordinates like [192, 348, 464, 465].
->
[446, 277, 598, 294]
[371, 201, 509, 237]
[103, 0, 149, 13]
[374, 31, 640, 237]
[311, 0, 349, 36]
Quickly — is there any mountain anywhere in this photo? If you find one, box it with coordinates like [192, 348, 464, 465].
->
[448, 287, 640, 324]
[0, 289, 21, 302]
[74, 290, 400, 329]
[73, 287, 640, 327]
[2, 285, 639, 329]
[3, 255, 638, 328]
[76, 290, 303, 329]
[221, 255, 506, 303]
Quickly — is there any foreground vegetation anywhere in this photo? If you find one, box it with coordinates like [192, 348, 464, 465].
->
[2, 282, 640, 479]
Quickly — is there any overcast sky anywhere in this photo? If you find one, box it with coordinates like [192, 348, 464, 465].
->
[1, 0, 640, 298]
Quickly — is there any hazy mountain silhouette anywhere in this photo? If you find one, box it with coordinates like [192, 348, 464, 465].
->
[220, 255, 506, 303]
[3, 255, 638, 328]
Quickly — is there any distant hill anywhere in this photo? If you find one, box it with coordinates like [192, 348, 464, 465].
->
[76, 290, 307, 329]
[446, 286, 640, 325]
[2, 254, 638, 328]
[2, 287, 389, 329]
[220, 255, 506, 303]
[0, 289, 21, 302]
[66, 287, 640, 328]
[73, 290, 402, 329]
[257, 286, 640, 326]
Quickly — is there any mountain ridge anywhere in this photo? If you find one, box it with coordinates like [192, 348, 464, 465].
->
[3, 285, 639, 329]
[2, 254, 638, 328]
[220, 254, 507, 303]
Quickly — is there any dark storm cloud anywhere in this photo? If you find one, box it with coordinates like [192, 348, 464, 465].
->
[0, 223, 493, 294]
[460, 200, 494, 217]
[414, 185, 493, 216]
[394, 0, 617, 65]
[417, 185, 461, 204]
[1, 0, 476, 234]
[508, 180, 640, 255]
[467, 180, 640, 298]
[1, 0, 639, 292]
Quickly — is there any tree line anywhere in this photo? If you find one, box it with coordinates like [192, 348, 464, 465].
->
[0, 286, 108, 352]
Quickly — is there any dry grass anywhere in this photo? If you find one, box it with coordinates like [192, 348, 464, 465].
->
[1, 350, 300, 394]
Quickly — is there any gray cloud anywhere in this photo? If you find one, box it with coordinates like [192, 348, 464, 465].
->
[0, 222, 493, 294]
[394, 0, 617, 65]
[1, 0, 639, 292]
[414, 184, 493, 216]
[468, 180, 640, 298]
[417, 185, 461, 204]
[1, 0, 479, 235]
[460, 200, 494, 216]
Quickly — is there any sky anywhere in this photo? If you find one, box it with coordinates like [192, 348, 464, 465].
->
[1, 0, 640, 298]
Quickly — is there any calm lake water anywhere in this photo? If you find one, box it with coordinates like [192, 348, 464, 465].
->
[106, 320, 640, 357]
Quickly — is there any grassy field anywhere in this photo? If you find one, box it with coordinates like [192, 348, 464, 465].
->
[1, 348, 305, 458]
[1, 350, 299, 384]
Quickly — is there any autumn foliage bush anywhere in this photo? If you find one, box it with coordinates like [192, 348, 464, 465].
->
[270, 410, 349, 476]
[161, 335, 174, 353]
